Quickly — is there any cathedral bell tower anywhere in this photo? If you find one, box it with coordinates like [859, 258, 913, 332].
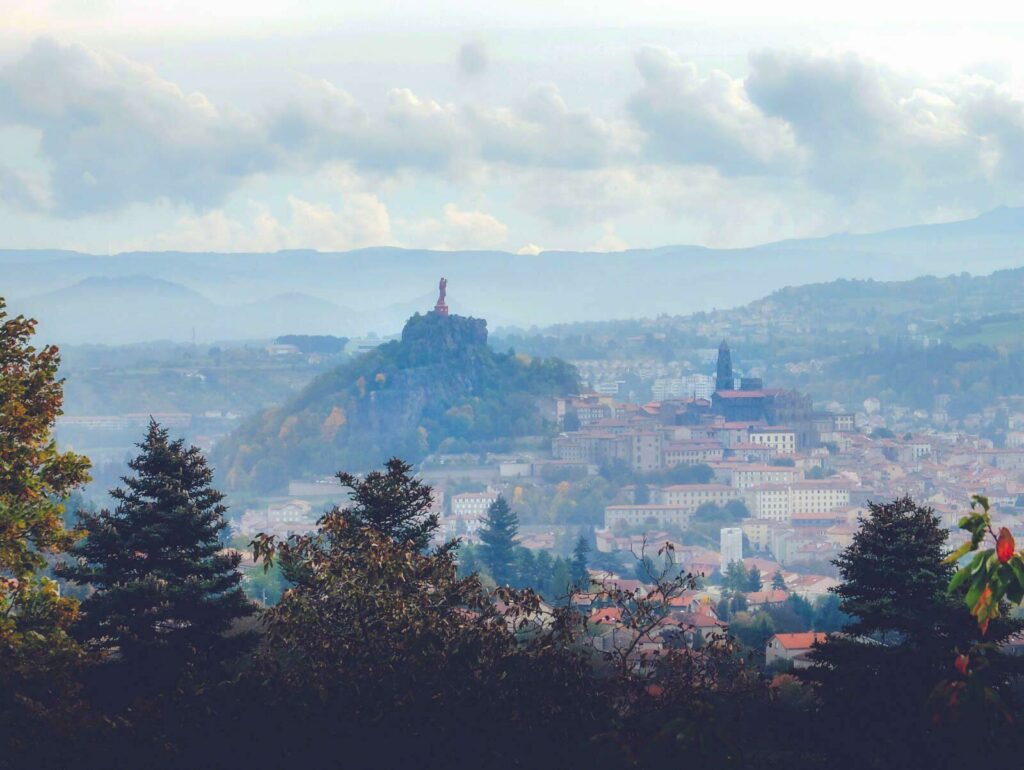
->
[715, 339, 733, 392]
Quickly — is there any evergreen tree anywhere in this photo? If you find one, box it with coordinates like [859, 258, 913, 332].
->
[457, 542, 479, 580]
[771, 570, 786, 590]
[808, 496, 1024, 766]
[478, 496, 518, 586]
[746, 566, 762, 592]
[548, 557, 572, 601]
[716, 597, 731, 622]
[811, 593, 848, 632]
[61, 421, 253, 698]
[514, 546, 536, 589]
[723, 560, 749, 592]
[570, 535, 590, 589]
[336, 457, 437, 551]
[533, 549, 554, 589]
[634, 555, 656, 582]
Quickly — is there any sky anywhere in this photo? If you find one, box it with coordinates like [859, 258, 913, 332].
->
[5, 1, 1024, 253]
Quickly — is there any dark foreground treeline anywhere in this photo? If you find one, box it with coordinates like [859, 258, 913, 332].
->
[3, 301, 1024, 770]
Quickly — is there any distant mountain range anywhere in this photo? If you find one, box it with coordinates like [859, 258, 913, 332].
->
[6, 206, 1024, 344]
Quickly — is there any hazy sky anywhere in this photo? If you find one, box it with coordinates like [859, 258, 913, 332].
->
[5, 1, 1024, 253]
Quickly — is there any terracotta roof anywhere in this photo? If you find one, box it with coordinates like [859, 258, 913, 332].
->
[590, 607, 623, 625]
[746, 589, 790, 605]
[771, 632, 828, 649]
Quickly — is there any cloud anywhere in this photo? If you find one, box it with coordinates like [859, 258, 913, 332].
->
[0, 164, 50, 210]
[10, 36, 1024, 248]
[127, 193, 393, 252]
[516, 243, 544, 255]
[277, 78, 631, 172]
[588, 225, 629, 252]
[469, 84, 638, 168]
[410, 203, 509, 250]
[0, 38, 269, 216]
[628, 46, 800, 174]
[458, 40, 489, 77]
[271, 79, 465, 173]
[744, 49, 980, 196]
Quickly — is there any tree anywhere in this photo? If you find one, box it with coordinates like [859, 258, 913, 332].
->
[807, 496, 1024, 766]
[0, 300, 91, 624]
[570, 535, 590, 589]
[61, 421, 254, 699]
[716, 597, 732, 622]
[514, 546, 537, 589]
[771, 571, 786, 590]
[549, 557, 572, 601]
[247, 482, 598, 770]
[812, 593, 848, 632]
[457, 542, 480, 579]
[478, 496, 519, 586]
[723, 560, 749, 592]
[0, 300, 91, 761]
[336, 457, 436, 551]
[634, 555, 656, 582]
[746, 566, 763, 592]
[534, 549, 553, 589]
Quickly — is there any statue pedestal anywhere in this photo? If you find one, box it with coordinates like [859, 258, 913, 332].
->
[434, 302, 449, 317]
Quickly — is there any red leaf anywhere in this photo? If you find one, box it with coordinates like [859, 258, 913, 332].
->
[954, 654, 969, 676]
[997, 528, 1016, 563]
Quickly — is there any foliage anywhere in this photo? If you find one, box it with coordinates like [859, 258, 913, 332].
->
[570, 534, 590, 589]
[274, 334, 349, 355]
[335, 457, 437, 551]
[946, 494, 1024, 634]
[0, 298, 91, 761]
[807, 496, 1024, 767]
[248, 480, 601, 768]
[215, 312, 579, 493]
[59, 421, 254, 701]
[478, 496, 519, 586]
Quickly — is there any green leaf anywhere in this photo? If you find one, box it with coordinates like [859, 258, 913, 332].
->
[965, 572, 988, 610]
[1007, 556, 1024, 593]
[943, 541, 973, 565]
[967, 550, 987, 573]
[948, 566, 973, 594]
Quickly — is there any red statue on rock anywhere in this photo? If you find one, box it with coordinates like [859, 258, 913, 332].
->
[434, 277, 449, 316]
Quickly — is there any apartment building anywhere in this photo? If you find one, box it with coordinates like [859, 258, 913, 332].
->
[748, 427, 797, 455]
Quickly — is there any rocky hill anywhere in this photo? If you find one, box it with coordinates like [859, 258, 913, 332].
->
[212, 310, 579, 493]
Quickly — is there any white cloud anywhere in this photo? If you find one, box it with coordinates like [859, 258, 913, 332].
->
[629, 46, 800, 173]
[516, 243, 544, 255]
[0, 38, 269, 215]
[9, 36, 1024, 250]
[468, 83, 638, 168]
[588, 224, 629, 252]
[126, 193, 393, 252]
[410, 203, 510, 250]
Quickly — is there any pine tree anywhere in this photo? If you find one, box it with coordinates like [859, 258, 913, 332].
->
[549, 557, 572, 601]
[771, 570, 786, 590]
[336, 457, 436, 550]
[723, 560, 748, 592]
[746, 565, 762, 592]
[570, 535, 590, 589]
[514, 547, 536, 589]
[61, 421, 253, 697]
[533, 549, 553, 589]
[456, 542, 479, 580]
[478, 496, 519, 586]
[808, 496, 1024, 766]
